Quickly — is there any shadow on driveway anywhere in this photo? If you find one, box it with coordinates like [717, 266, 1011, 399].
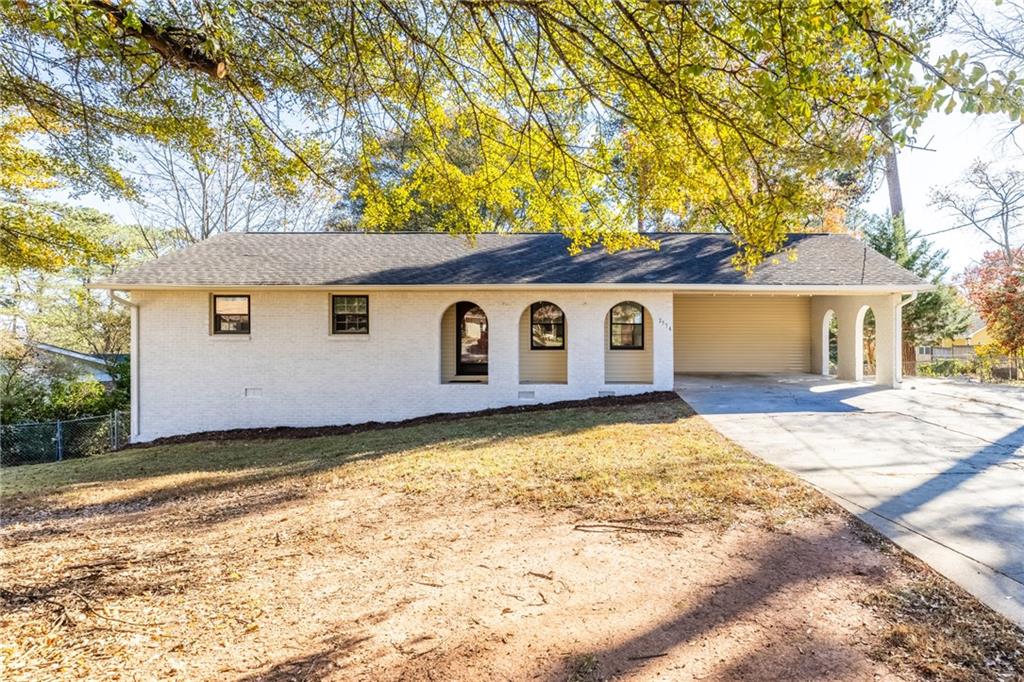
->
[677, 373, 1024, 626]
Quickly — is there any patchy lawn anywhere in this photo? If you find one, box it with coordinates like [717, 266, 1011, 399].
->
[1, 397, 1021, 681]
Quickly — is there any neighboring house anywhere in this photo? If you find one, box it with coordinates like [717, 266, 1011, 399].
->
[91, 232, 931, 443]
[916, 315, 991, 362]
[31, 342, 124, 384]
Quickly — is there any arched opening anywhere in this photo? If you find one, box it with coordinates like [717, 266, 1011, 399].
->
[605, 301, 653, 384]
[440, 301, 488, 383]
[519, 301, 567, 384]
[856, 305, 876, 380]
[821, 309, 838, 377]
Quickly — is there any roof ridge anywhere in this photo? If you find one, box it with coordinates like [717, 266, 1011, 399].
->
[223, 230, 845, 237]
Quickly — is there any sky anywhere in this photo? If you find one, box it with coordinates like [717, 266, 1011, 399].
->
[864, 108, 1020, 275]
[863, 5, 1023, 277]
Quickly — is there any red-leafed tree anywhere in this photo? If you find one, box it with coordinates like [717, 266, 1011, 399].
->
[962, 250, 1024, 379]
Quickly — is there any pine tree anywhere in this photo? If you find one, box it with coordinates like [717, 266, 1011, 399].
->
[861, 212, 971, 374]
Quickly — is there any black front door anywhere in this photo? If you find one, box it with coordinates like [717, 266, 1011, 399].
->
[456, 302, 488, 376]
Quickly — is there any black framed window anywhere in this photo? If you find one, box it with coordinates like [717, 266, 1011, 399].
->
[609, 301, 644, 350]
[530, 302, 565, 350]
[456, 301, 488, 376]
[332, 295, 369, 334]
[213, 295, 250, 334]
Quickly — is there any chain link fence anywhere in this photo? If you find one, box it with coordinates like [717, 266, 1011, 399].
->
[0, 411, 131, 467]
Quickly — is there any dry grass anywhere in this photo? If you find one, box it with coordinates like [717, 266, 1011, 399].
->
[868, 579, 1024, 681]
[852, 520, 1024, 681]
[1, 400, 826, 525]
[2, 398, 1021, 681]
[565, 653, 600, 682]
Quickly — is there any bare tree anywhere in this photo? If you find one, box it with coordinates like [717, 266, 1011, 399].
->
[955, 1, 1024, 72]
[132, 141, 338, 247]
[954, 0, 1024, 145]
[931, 160, 1024, 265]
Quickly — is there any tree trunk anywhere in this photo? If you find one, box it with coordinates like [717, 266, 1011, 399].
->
[902, 339, 917, 376]
[883, 111, 916, 379]
[880, 113, 904, 224]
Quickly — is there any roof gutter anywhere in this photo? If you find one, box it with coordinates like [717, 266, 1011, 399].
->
[88, 282, 938, 294]
[110, 291, 136, 308]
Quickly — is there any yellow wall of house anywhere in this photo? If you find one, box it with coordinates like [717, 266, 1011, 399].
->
[440, 304, 457, 382]
[674, 294, 811, 373]
[604, 306, 654, 384]
[518, 307, 568, 383]
[939, 326, 992, 348]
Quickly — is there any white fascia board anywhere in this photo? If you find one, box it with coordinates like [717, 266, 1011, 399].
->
[88, 281, 937, 294]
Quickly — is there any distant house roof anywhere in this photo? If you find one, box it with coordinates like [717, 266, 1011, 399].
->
[92, 232, 930, 291]
[965, 314, 987, 338]
[30, 342, 120, 383]
[32, 342, 110, 367]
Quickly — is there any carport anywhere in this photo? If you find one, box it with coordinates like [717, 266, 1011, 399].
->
[673, 290, 912, 388]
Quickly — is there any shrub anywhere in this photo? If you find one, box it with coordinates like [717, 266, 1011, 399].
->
[919, 359, 976, 377]
[46, 377, 112, 420]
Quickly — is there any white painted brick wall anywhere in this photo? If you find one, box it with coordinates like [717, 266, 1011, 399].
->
[131, 289, 675, 441]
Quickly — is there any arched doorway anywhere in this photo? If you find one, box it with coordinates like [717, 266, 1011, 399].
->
[440, 301, 489, 382]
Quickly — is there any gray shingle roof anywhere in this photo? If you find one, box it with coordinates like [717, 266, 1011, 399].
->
[93, 232, 929, 289]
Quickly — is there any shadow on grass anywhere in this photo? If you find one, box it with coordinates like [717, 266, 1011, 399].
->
[526, 425, 1024, 681]
[1, 400, 688, 540]
[538, 528, 860, 680]
[359, 522, 884, 681]
[0, 545, 200, 622]
[4, 392, 1022, 679]
[235, 633, 372, 682]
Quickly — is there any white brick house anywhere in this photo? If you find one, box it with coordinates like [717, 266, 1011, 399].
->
[92, 232, 932, 443]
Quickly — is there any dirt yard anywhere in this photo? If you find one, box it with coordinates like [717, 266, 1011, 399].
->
[1, 398, 1021, 681]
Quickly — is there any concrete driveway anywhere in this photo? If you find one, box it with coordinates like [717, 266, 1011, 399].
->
[677, 374, 1024, 626]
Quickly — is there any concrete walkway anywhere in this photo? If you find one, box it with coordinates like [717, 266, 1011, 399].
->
[677, 374, 1024, 626]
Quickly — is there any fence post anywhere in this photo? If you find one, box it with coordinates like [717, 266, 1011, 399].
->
[55, 419, 63, 462]
[111, 410, 118, 450]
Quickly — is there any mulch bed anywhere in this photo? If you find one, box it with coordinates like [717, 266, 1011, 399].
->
[126, 390, 685, 449]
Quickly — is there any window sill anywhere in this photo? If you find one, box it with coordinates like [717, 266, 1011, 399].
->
[519, 381, 568, 385]
[444, 379, 489, 385]
[327, 334, 372, 341]
[209, 335, 252, 341]
[604, 381, 654, 385]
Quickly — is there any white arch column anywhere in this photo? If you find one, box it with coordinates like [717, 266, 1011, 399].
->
[810, 307, 836, 376]
[811, 294, 902, 387]
[564, 297, 606, 395]
[838, 306, 863, 381]
[872, 294, 901, 387]
[485, 299, 520, 389]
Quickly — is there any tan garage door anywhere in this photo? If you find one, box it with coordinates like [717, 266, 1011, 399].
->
[674, 295, 810, 373]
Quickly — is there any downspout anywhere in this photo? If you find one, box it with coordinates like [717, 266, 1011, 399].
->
[895, 291, 919, 386]
[111, 291, 140, 441]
